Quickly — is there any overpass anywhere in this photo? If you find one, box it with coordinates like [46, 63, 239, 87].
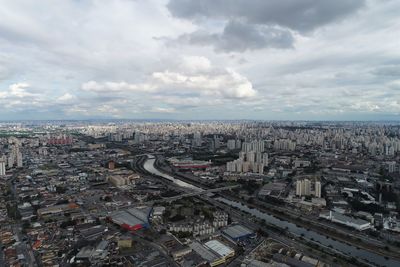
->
[160, 185, 240, 202]
[114, 185, 240, 210]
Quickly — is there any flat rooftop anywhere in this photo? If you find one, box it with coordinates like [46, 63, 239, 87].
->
[189, 241, 219, 262]
[223, 224, 253, 239]
[110, 207, 150, 226]
[204, 240, 234, 258]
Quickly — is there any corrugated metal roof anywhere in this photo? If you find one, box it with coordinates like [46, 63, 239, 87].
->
[204, 240, 234, 258]
[189, 241, 218, 262]
[223, 224, 253, 239]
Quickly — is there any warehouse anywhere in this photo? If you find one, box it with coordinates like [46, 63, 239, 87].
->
[109, 207, 151, 231]
[204, 240, 235, 260]
[222, 224, 255, 243]
[319, 211, 372, 231]
[37, 203, 79, 217]
[189, 241, 225, 267]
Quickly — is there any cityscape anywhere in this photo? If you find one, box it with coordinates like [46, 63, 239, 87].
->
[0, 120, 399, 267]
[1, 0, 400, 267]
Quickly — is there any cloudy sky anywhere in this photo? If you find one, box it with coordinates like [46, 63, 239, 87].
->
[0, 0, 399, 120]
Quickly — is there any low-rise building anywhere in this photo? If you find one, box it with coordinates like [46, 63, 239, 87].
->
[319, 211, 372, 231]
[222, 224, 255, 243]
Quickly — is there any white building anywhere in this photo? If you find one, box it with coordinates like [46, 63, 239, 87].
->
[315, 181, 321, 198]
[0, 159, 5, 176]
[296, 178, 321, 198]
[386, 162, 396, 173]
[227, 139, 236, 150]
[204, 240, 235, 260]
[226, 149, 268, 174]
[320, 211, 372, 231]
[242, 141, 265, 153]
[169, 221, 215, 236]
[17, 152, 23, 168]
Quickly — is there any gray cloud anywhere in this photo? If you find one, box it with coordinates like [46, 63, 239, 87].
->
[372, 64, 400, 77]
[167, 0, 364, 52]
[0, 0, 399, 120]
[167, 0, 365, 32]
[176, 20, 294, 52]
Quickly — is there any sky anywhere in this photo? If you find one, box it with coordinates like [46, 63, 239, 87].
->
[0, 0, 399, 121]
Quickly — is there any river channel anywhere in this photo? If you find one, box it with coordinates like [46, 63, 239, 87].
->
[143, 156, 399, 267]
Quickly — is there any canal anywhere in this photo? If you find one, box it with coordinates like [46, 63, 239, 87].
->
[143, 155, 202, 191]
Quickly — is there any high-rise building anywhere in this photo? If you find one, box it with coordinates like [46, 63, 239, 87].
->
[274, 139, 296, 151]
[0, 159, 6, 176]
[235, 139, 242, 149]
[213, 135, 220, 149]
[262, 153, 269, 166]
[8, 154, 14, 168]
[242, 141, 264, 152]
[303, 179, 311, 195]
[315, 181, 321, 198]
[246, 151, 256, 163]
[226, 142, 268, 174]
[296, 180, 302, 196]
[17, 152, 23, 168]
[386, 162, 396, 173]
[227, 139, 236, 150]
[296, 178, 320, 197]
[193, 132, 202, 147]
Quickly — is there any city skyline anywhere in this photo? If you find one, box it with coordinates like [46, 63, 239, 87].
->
[0, 117, 399, 266]
[0, 0, 399, 120]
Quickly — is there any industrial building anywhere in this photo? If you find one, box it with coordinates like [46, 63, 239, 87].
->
[319, 211, 372, 231]
[222, 224, 255, 243]
[109, 207, 151, 231]
[204, 240, 235, 260]
[74, 240, 109, 265]
[189, 240, 234, 267]
[37, 203, 79, 218]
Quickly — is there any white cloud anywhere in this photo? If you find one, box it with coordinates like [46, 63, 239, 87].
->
[96, 105, 120, 115]
[57, 93, 76, 102]
[0, 83, 49, 111]
[150, 107, 177, 113]
[81, 81, 156, 93]
[152, 68, 256, 98]
[0, 82, 35, 99]
[8, 83, 35, 98]
[180, 56, 212, 72]
[81, 56, 257, 100]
